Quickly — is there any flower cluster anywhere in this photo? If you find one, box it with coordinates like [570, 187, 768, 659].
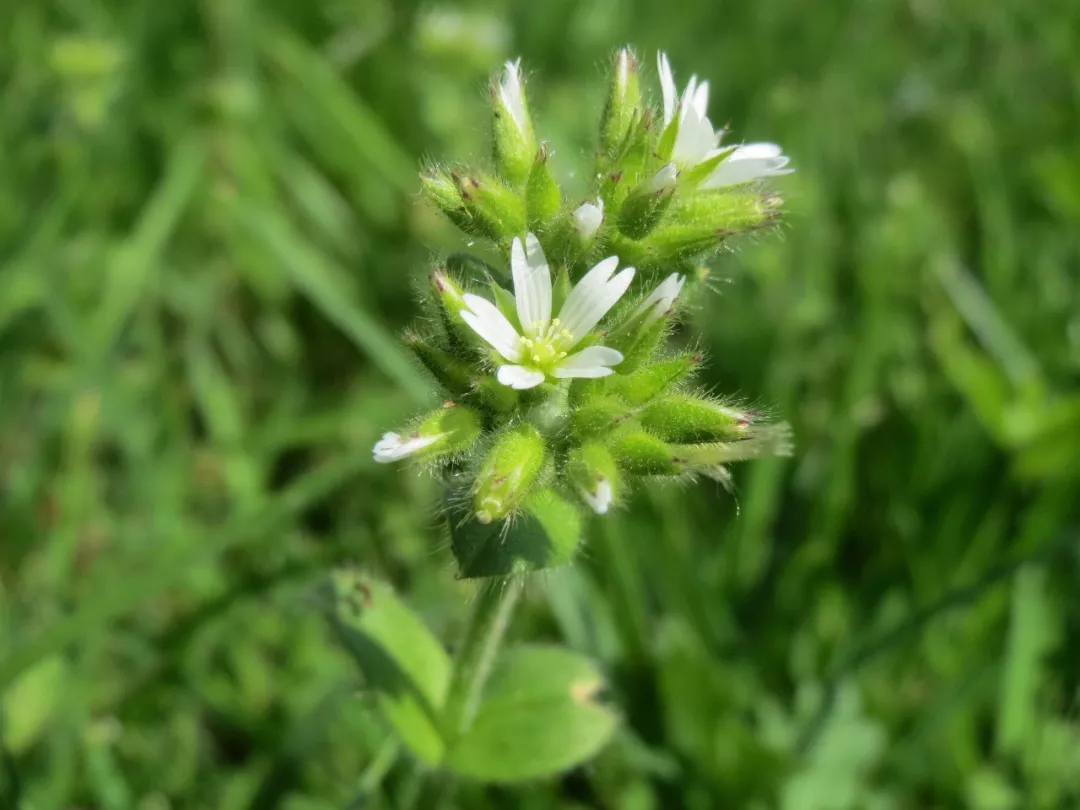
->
[376, 49, 792, 571]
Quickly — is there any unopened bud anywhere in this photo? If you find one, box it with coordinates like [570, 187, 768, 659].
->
[610, 351, 702, 405]
[456, 171, 526, 243]
[404, 331, 472, 396]
[373, 404, 482, 464]
[573, 394, 635, 437]
[572, 197, 604, 244]
[600, 48, 641, 155]
[526, 143, 560, 228]
[429, 269, 474, 342]
[473, 424, 546, 523]
[568, 443, 620, 515]
[607, 427, 682, 475]
[420, 167, 473, 232]
[492, 59, 537, 186]
[639, 395, 752, 443]
[640, 190, 780, 261]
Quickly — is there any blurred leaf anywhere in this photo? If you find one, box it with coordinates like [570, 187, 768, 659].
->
[323, 571, 451, 765]
[446, 645, 618, 782]
[997, 567, 1059, 756]
[0, 656, 64, 753]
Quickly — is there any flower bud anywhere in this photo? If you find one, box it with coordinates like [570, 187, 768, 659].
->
[429, 268, 475, 343]
[420, 167, 473, 232]
[568, 443, 621, 515]
[608, 273, 687, 371]
[607, 427, 682, 475]
[526, 143, 560, 228]
[639, 395, 752, 443]
[572, 393, 635, 437]
[639, 190, 780, 262]
[599, 48, 641, 155]
[373, 403, 482, 464]
[456, 171, 527, 243]
[572, 197, 604, 245]
[473, 424, 546, 523]
[617, 163, 676, 239]
[609, 351, 702, 405]
[404, 331, 472, 396]
[492, 59, 537, 186]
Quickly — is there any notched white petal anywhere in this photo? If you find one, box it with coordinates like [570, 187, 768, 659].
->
[703, 142, 793, 188]
[496, 364, 546, 389]
[657, 52, 677, 125]
[461, 293, 523, 362]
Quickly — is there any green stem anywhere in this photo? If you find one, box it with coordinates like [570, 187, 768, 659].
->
[399, 576, 524, 810]
[443, 576, 524, 736]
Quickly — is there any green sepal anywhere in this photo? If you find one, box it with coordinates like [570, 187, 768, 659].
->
[607, 426, 682, 475]
[421, 167, 473, 232]
[599, 108, 654, 209]
[568, 442, 621, 514]
[446, 486, 582, 578]
[609, 352, 703, 405]
[617, 177, 675, 240]
[472, 424, 546, 523]
[488, 281, 521, 332]
[551, 264, 572, 314]
[470, 375, 520, 413]
[679, 146, 735, 188]
[526, 143, 561, 229]
[654, 112, 679, 165]
[405, 331, 474, 397]
[445, 645, 618, 781]
[612, 316, 668, 374]
[457, 171, 526, 244]
[491, 64, 537, 186]
[413, 403, 484, 459]
[572, 394, 635, 437]
[599, 48, 641, 158]
[320, 571, 451, 765]
[638, 395, 750, 443]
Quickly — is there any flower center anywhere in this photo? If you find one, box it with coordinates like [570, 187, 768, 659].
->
[520, 317, 573, 372]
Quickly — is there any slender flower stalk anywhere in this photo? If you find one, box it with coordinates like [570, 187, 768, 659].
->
[459, 233, 635, 389]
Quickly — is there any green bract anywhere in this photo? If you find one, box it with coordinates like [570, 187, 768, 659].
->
[376, 48, 794, 578]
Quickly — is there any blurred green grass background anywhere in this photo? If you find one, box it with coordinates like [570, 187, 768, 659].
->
[2, 0, 1079, 807]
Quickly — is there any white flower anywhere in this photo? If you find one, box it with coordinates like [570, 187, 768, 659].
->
[572, 198, 604, 241]
[632, 273, 686, 327]
[580, 478, 613, 514]
[700, 142, 792, 188]
[657, 52, 792, 186]
[499, 58, 528, 136]
[460, 233, 635, 389]
[373, 431, 443, 463]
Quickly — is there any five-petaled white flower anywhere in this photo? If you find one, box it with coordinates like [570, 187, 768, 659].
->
[657, 52, 792, 187]
[460, 234, 635, 389]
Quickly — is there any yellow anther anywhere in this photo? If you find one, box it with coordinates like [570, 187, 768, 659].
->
[532, 354, 541, 363]
[558, 351, 567, 359]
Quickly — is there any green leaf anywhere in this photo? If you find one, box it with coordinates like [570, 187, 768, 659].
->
[447, 488, 582, 578]
[1, 656, 64, 753]
[322, 571, 451, 765]
[446, 645, 618, 782]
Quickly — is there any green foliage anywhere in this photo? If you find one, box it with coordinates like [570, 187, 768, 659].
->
[446, 645, 619, 782]
[1, 0, 1079, 807]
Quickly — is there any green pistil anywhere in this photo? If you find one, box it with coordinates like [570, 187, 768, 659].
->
[520, 317, 574, 373]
